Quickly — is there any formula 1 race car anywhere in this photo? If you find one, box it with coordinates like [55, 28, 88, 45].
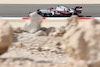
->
[28, 5, 82, 17]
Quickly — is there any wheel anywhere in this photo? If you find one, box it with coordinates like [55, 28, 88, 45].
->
[69, 13, 73, 16]
[37, 9, 41, 14]
[37, 9, 40, 11]
[40, 13, 45, 17]
[74, 11, 78, 15]
[74, 13, 78, 15]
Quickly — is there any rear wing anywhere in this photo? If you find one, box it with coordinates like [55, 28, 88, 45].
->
[75, 6, 82, 13]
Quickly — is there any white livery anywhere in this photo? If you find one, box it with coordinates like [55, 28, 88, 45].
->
[29, 5, 82, 17]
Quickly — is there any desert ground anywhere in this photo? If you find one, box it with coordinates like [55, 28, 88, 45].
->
[0, 0, 100, 66]
[0, 12, 100, 67]
[0, 0, 100, 4]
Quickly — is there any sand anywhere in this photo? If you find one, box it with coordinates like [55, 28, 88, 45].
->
[0, 0, 100, 4]
[0, 18, 100, 67]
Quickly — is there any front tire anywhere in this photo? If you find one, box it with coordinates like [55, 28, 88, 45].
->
[40, 13, 45, 17]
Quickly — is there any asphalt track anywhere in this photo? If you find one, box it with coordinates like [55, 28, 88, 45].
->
[0, 4, 100, 17]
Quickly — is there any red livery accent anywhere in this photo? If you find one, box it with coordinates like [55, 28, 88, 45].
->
[23, 18, 30, 19]
[78, 17, 94, 19]
[60, 13, 66, 15]
[42, 18, 46, 19]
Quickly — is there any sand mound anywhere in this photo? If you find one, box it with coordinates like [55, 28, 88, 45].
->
[0, 19, 13, 55]
[63, 19, 100, 67]
[21, 12, 42, 33]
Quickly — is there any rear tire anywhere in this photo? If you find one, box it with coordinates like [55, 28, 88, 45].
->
[74, 11, 78, 15]
[74, 13, 78, 15]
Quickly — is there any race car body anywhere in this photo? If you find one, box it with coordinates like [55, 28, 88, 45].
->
[28, 6, 82, 17]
